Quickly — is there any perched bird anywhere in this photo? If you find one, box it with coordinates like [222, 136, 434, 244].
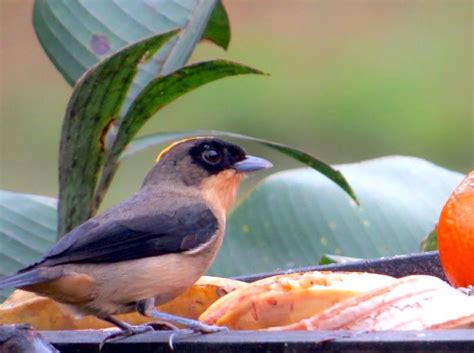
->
[0, 137, 272, 343]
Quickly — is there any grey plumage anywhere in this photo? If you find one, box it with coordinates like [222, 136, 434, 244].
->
[0, 268, 61, 290]
[0, 137, 272, 344]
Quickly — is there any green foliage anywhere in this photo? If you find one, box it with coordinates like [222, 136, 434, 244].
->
[208, 157, 462, 277]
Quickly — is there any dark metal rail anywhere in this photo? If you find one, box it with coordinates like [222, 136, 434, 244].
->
[43, 329, 474, 353]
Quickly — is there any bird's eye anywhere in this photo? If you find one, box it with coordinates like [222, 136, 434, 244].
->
[202, 149, 221, 165]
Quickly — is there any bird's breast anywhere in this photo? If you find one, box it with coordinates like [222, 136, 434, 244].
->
[200, 170, 245, 220]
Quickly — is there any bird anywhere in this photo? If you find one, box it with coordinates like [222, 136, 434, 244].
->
[0, 137, 272, 344]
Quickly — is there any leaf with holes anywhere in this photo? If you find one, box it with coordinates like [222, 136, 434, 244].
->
[208, 157, 463, 277]
[0, 190, 57, 301]
[33, 0, 229, 115]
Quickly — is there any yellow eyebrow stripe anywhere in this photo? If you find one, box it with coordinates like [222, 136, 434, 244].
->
[155, 136, 204, 162]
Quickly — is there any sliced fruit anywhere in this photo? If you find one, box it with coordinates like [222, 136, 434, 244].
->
[199, 271, 396, 330]
[0, 276, 246, 330]
[269, 275, 474, 331]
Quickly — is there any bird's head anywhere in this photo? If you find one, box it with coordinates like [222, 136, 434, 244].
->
[142, 137, 272, 213]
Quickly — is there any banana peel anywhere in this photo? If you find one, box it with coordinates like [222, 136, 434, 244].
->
[199, 271, 396, 330]
[0, 276, 246, 330]
[268, 275, 474, 331]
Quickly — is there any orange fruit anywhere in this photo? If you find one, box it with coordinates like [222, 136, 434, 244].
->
[437, 170, 474, 288]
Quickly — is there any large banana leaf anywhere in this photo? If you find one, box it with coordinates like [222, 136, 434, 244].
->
[209, 156, 462, 276]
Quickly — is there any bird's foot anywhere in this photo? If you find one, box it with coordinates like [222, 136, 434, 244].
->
[167, 324, 228, 350]
[182, 321, 228, 334]
[142, 306, 228, 334]
[136, 299, 228, 349]
[99, 324, 154, 350]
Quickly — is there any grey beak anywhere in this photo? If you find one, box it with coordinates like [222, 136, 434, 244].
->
[233, 155, 273, 173]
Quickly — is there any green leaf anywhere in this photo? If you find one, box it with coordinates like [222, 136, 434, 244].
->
[208, 157, 463, 277]
[58, 32, 176, 236]
[0, 190, 57, 301]
[121, 129, 357, 203]
[420, 227, 438, 251]
[319, 254, 361, 265]
[202, 0, 231, 50]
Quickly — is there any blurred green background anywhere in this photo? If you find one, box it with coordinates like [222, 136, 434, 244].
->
[1, 0, 472, 209]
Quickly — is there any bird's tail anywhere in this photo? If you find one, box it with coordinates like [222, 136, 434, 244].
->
[0, 268, 62, 289]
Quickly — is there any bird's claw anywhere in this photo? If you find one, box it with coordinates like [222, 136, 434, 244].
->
[188, 322, 228, 334]
[99, 324, 154, 350]
[168, 324, 228, 350]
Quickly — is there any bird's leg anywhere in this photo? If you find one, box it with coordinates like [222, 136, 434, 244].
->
[99, 316, 154, 350]
[137, 297, 227, 333]
[137, 298, 228, 349]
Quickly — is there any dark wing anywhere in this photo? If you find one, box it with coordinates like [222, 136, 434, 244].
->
[38, 203, 218, 267]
